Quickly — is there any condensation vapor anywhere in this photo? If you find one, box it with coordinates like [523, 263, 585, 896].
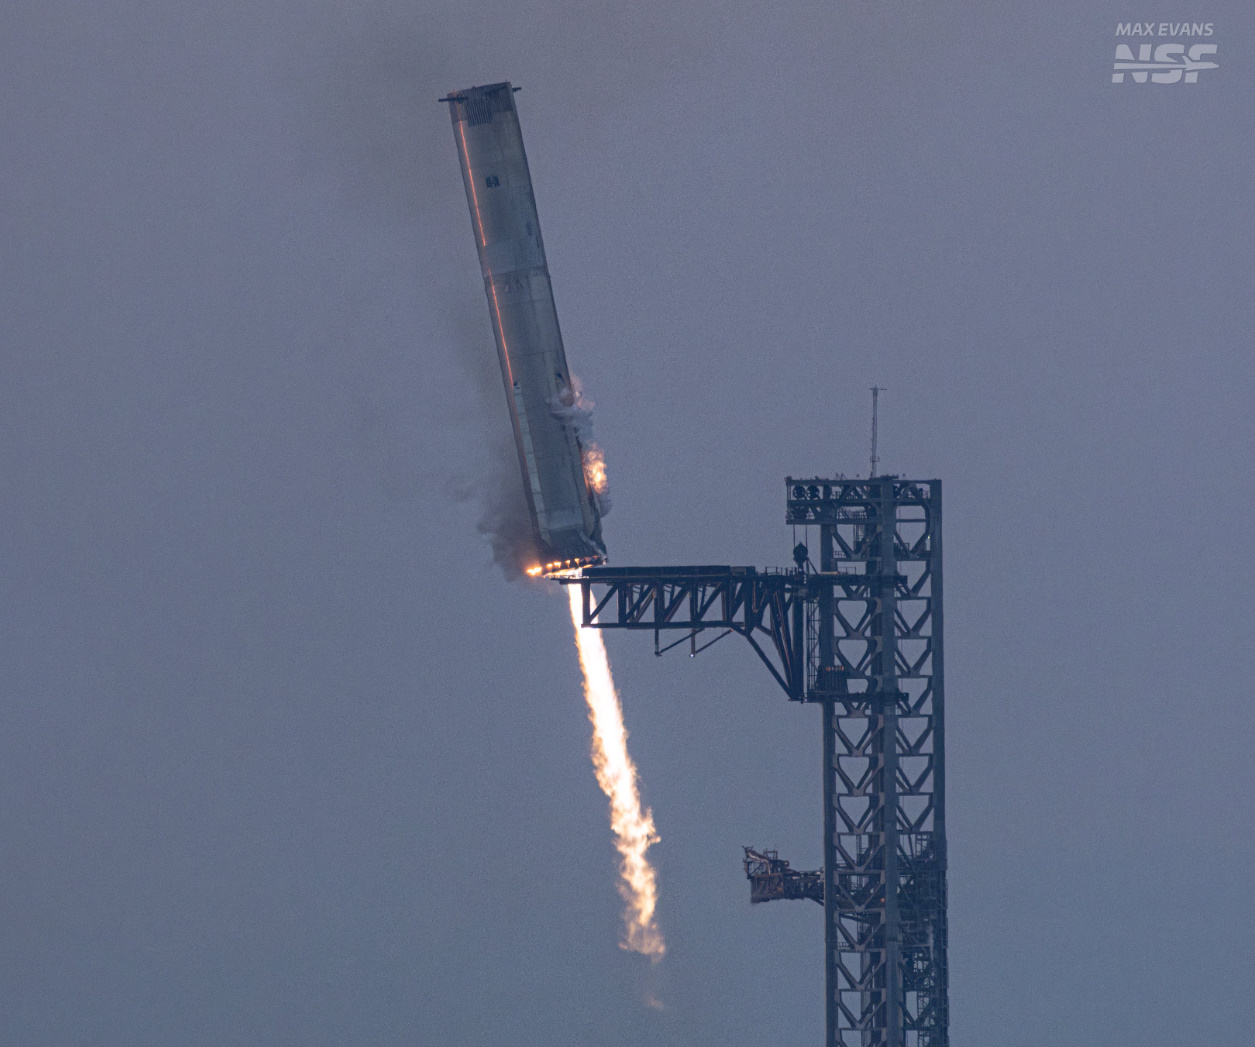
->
[566, 585, 664, 959]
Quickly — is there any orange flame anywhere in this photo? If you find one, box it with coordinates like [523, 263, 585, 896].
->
[567, 585, 664, 959]
[582, 444, 609, 496]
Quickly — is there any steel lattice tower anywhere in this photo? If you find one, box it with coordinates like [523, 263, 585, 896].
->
[796, 478, 948, 1047]
[562, 476, 949, 1047]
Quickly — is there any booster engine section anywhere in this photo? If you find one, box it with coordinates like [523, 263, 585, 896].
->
[443, 82, 607, 574]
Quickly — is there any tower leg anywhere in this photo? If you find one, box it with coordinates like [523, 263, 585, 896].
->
[823, 699, 838, 1046]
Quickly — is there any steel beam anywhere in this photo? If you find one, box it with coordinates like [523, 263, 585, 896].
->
[571, 565, 808, 699]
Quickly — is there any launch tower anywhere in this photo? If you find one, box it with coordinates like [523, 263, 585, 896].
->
[563, 477, 949, 1047]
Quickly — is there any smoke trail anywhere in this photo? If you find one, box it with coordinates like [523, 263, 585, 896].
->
[566, 584, 665, 959]
[443, 433, 541, 582]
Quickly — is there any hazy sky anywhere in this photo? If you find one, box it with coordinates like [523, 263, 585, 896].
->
[3, 2, 1253, 1045]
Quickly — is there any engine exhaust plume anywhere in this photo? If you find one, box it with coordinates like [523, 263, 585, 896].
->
[567, 585, 665, 959]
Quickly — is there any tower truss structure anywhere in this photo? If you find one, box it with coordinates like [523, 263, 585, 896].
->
[562, 476, 948, 1047]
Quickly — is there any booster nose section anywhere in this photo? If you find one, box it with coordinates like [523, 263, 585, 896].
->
[444, 83, 607, 573]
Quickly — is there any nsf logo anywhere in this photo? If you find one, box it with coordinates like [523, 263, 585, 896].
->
[1112, 23, 1219, 83]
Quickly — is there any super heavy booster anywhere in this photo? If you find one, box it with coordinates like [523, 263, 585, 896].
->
[444, 82, 607, 573]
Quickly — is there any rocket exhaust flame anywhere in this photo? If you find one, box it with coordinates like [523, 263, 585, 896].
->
[567, 584, 665, 960]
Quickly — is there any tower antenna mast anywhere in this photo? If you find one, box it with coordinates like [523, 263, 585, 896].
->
[870, 385, 885, 477]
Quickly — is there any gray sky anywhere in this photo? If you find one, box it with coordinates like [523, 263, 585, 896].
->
[3, 2, 1253, 1044]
